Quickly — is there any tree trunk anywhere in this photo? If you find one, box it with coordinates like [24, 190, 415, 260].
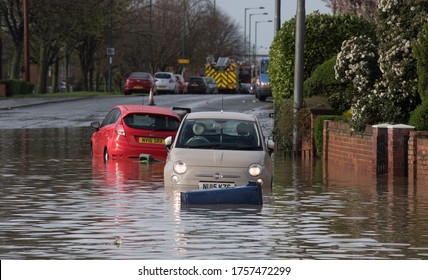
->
[35, 44, 48, 94]
[0, 35, 3, 79]
[52, 56, 59, 93]
[10, 45, 23, 79]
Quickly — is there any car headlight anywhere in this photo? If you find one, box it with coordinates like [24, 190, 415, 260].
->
[248, 164, 262, 177]
[173, 161, 187, 174]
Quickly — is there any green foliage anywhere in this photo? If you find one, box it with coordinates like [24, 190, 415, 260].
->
[413, 22, 428, 102]
[373, 0, 427, 124]
[273, 96, 331, 153]
[270, 12, 376, 100]
[303, 55, 352, 113]
[0, 80, 35, 96]
[409, 99, 428, 131]
[334, 35, 383, 132]
[304, 56, 339, 97]
[314, 115, 348, 157]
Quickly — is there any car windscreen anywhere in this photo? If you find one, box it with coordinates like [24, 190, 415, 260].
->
[123, 113, 180, 131]
[175, 118, 262, 150]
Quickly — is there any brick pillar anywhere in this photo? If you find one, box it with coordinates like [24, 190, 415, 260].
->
[387, 124, 414, 177]
[372, 124, 389, 175]
[408, 131, 417, 184]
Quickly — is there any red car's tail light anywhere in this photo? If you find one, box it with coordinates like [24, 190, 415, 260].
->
[115, 123, 126, 136]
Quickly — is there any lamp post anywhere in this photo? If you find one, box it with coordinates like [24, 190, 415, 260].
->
[249, 12, 268, 61]
[244, 7, 264, 60]
[23, 0, 30, 82]
[254, 20, 272, 63]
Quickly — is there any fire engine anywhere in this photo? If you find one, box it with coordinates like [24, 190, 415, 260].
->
[204, 56, 254, 93]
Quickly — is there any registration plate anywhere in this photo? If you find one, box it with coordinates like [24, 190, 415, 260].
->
[138, 137, 164, 144]
[133, 86, 143, 89]
[198, 182, 235, 189]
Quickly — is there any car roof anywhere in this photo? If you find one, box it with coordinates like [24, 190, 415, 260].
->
[155, 72, 173, 75]
[184, 111, 257, 121]
[116, 104, 180, 119]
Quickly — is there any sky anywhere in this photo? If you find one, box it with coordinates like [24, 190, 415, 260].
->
[215, 0, 331, 55]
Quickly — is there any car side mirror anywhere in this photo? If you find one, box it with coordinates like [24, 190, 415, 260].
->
[165, 136, 173, 151]
[267, 139, 275, 155]
[91, 121, 101, 130]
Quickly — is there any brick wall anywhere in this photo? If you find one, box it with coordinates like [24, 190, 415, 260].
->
[408, 131, 428, 181]
[304, 111, 427, 181]
[323, 120, 375, 174]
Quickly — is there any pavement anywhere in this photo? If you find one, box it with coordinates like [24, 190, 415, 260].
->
[0, 97, 86, 110]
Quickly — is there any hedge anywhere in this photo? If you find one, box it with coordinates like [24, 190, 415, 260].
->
[0, 79, 35, 97]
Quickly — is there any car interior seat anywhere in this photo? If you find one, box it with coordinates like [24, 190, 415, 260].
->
[236, 122, 258, 147]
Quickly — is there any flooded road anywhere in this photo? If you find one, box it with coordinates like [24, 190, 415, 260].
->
[1, 127, 428, 259]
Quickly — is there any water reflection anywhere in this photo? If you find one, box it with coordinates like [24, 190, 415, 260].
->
[0, 127, 427, 259]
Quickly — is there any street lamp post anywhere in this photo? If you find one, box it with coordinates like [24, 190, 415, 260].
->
[254, 20, 273, 63]
[249, 12, 268, 61]
[244, 7, 264, 60]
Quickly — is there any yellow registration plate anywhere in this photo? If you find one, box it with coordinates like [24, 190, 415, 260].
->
[138, 137, 165, 144]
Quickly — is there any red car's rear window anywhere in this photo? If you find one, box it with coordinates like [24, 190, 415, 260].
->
[123, 113, 180, 132]
[129, 72, 151, 79]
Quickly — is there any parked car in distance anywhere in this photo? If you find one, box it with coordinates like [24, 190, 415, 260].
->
[256, 57, 272, 101]
[186, 76, 208, 94]
[204, 77, 219, 94]
[163, 111, 274, 189]
[124, 72, 156, 95]
[154, 72, 179, 94]
[90, 105, 182, 162]
[175, 74, 185, 94]
[59, 81, 76, 92]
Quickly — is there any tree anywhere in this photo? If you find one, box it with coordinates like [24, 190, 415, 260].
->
[374, 0, 428, 123]
[335, 0, 428, 131]
[413, 22, 428, 101]
[322, 0, 380, 21]
[0, 0, 24, 79]
[269, 12, 376, 100]
[335, 35, 382, 131]
[0, 0, 242, 93]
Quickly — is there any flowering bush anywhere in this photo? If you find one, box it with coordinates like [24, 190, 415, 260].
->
[335, 35, 380, 95]
[335, 35, 381, 131]
[334, 0, 428, 131]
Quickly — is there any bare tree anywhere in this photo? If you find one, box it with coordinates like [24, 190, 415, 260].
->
[0, 0, 24, 79]
[322, 0, 380, 21]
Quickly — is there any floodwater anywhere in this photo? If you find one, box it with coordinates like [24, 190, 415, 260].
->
[0, 127, 427, 259]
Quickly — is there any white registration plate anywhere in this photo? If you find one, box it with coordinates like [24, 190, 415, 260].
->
[198, 182, 235, 189]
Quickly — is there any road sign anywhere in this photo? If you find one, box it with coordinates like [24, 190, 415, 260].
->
[107, 48, 115, 56]
[178, 58, 190, 64]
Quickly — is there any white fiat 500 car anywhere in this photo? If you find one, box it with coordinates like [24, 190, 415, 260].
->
[163, 111, 274, 189]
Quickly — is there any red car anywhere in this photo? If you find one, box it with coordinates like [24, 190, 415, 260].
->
[124, 72, 156, 95]
[90, 105, 181, 161]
